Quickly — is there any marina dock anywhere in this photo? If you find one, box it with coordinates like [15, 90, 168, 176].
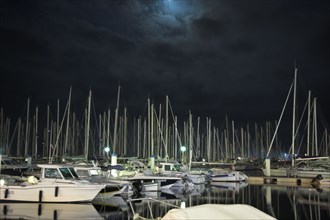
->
[248, 176, 313, 187]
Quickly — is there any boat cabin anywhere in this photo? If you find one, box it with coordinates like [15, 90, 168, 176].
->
[74, 166, 102, 178]
[37, 164, 80, 180]
[159, 162, 181, 174]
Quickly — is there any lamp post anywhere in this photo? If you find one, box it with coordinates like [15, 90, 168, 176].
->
[104, 146, 110, 161]
[180, 145, 186, 165]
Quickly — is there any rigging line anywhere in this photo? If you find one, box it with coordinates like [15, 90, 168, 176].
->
[288, 97, 308, 155]
[153, 107, 167, 158]
[266, 82, 294, 158]
[168, 98, 183, 147]
[50, 96, 70, 164]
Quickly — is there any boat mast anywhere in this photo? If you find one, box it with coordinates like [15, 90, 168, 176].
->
[165, 95, 169, 161]
[313, 98, 318, 156]
[151, 103, 155, 157]
[64, 87, 72, 159]
[24, 98, 30, 159]
[84, 90, 91, 162]
[34, 106, 38, 162]
[107, 108, 111, 147]
[147, 98, 150, 156]
[232, 120, 235, 159]
[307, 91, 311, 156]
[291, 67, 297, 167]
[188, 111, 193, 172]
[112, 85, 121, 156]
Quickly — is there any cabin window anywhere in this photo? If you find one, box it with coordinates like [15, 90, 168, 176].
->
[68, 167, 79, 178]
[76, 170, 89, 177]
[1, 159, 16, 165]
[44, 168, 61, 179]
[89, 169, 100, 176]
[164, 165, 171, 171]
[59, 168, 75, 179]
[173, 164, 181, 171]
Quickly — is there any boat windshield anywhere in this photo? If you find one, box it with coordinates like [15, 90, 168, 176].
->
[173, 164, 181, 171]
[59, 168, 75, 179]
[68, 167, 79, 178]
[163, 164, 181, 172]
[1, 159, 16, 165]
[44, 168, 62, 179]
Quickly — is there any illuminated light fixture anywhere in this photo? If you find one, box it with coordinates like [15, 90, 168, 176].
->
[180, 146, 186, 152]
[104, 147, 110, 153]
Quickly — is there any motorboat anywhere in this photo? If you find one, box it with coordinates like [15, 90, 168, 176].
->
[161, 180, 203, 199]
[0, 164, 105, 202]
[209, 181, 248, 192]
[158, 162, 207, 185]
[128, 171, 182, 192]
[208, 168, 248, 182]
[73, 165, 132, 199]
[0, 155, 28, 176]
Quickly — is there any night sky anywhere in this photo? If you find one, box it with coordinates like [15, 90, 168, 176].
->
[0, 0, 329, 136]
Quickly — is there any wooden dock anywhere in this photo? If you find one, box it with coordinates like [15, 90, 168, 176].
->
[248, 176, 313, 187]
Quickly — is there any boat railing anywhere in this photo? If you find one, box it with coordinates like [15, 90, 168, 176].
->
[127, 197, 180, 220]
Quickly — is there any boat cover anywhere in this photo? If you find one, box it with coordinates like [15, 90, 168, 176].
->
[162, 204, 276, 220]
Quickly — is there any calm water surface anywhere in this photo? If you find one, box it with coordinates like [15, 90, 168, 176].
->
[1, 183, 329, 220]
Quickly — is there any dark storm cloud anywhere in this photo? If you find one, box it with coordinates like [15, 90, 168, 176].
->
[0, 0, 329, 130]
[190, 17, 227, 40]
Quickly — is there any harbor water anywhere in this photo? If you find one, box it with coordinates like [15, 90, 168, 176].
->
[1, 181, 329, 220]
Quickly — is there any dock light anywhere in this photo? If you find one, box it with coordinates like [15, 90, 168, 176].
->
[104, 147, 110, 153]
[180, 146, 186, 152]
[180, 201, 186, 209]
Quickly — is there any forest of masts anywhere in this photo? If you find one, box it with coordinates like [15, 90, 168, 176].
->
[0, 87, 329, 164]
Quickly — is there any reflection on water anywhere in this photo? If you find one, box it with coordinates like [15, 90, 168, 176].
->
[261, 185, 330, 220]
[128, 184, 330, 220]
[0, 184, 329, 220]
[0, 203, 104, 219]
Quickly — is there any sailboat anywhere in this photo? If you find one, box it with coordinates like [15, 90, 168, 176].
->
[263, 67, 330, 178]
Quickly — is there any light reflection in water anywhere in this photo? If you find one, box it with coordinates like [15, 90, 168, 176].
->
[0, 184, 328, 220]
[129, 184, 329, 220]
